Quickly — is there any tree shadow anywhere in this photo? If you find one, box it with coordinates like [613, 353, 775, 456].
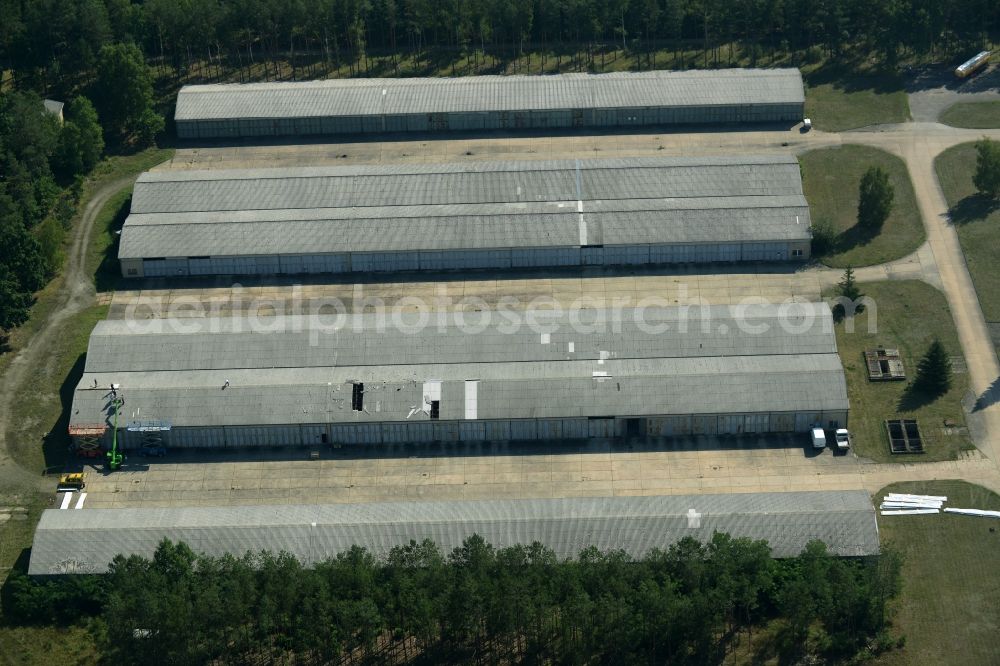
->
[94, 195, 131, 294]
[948, 194, 998, 226]
[41, 353, 87, 473]
[973, 377, 1000, 412]
[898, 382, 941, 412]
[900, 63, 1000, 93]
[804, 62, 904, 95]
[831, 222, 881, 254]
[0, 334, 11, 355]
[0, 548, 32, 617]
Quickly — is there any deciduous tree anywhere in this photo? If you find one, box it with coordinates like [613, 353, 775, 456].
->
[973, 138, 1000, 200]
[54, 96, 104, 177]
[95, 42, 164, 145]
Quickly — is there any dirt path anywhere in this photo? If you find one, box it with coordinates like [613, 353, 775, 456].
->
[0, 176, 136, 494]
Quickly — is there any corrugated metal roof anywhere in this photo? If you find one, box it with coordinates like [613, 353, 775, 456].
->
[70, 305, 847, 427]
[84, 305, 838, 372]
[130, 156, 804, 211]
[73, 354, 849, 426]
[27, 490, 878, 575]
[119, 156, 811, 259]
[174, 69, 805, 121]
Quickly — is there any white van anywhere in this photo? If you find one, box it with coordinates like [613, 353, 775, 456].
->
[811, 428, 827, 449]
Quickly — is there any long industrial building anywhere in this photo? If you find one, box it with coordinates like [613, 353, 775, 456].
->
[174, 69, 805, 140]
[28, 490, 878, 575]
[68, 304, 848, 450]
[118, 155, 813, 278]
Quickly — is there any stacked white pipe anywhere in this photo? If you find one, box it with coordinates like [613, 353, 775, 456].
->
[880, 493, 946, 515]
[879, 493, 1000, 518]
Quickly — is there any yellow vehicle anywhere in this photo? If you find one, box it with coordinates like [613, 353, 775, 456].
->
[955, 51, 991, 78]
[57, 473, 86, 492]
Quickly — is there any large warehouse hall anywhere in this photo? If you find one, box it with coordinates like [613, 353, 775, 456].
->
[118, 155, 813, 278]
[69, 303, 848, 450]
[28, 491, 879, 575]
[174, 68, 805, 139]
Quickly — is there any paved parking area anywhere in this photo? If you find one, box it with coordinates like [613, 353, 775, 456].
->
[905, 64, 1000, 122]
[68, 437, 867, 509]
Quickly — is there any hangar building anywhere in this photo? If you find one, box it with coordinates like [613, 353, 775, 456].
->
[173, 69, 805, 140]
[68, 304, 848, 450]
[118, 155, 813, 278]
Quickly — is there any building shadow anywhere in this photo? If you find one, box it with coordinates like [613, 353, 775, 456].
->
[94, 195, 132, 294]
[117, 432, 819, 467]
[42, 354, 87, 474]
[175, 119, 800, 150]
[127, 259, 809, 292]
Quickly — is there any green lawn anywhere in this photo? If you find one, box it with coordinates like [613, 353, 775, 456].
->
[801, 145, 925, 267]
[803, 66, 910, 131]
[828, 280, 973, 462]
[934, 142, 1000, 324]
[4, 305, 108, 475]
[874, 481, 1000, 666]
[939, 101, 1000, 129]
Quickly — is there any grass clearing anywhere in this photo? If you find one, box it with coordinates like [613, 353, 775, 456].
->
[0, 624, 98, 666]
[802, 65, 910, 131]
[873, 481, 1000, 666]
[939, 101, 1000, 129]
[801, 145, 925, 267]
[934, 142, 1000, 324]
[828, 280, 973, 462]
[4, 305, 108, 476]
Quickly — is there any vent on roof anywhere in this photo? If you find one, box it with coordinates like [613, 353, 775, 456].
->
[351, 383, 364, 411]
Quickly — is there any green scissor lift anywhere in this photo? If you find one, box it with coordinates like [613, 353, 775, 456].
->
[106, 396, 124, 471]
